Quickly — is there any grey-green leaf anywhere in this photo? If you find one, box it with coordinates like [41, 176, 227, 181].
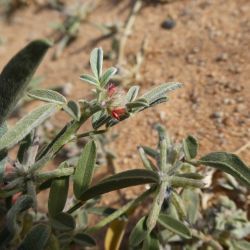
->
[73, 233, 96, 247]
[183, 135, 198, 160]
[63, 100, 81, 121]
[73, 140, 97, 199]
[80, 74, 99, 86]
[140, 82, 182, 105]
[51, 212, 75, 231]
[18, 224, 51, 250]
[90, 48, 103, 80]
[28, 89, 67, 104]
[126, 98, 149, 111]
[157, 214, 191, 239]
[0, 103, 59, 151]
[0, 39, 51, 126]
[48, 163, 69, 217]
[100, 67, 117, 87]
[199, 152, 250, 188]
[129, 216, 148, 247]
[79, 169, 159, 201]
[144, 233, 160, 250]
[126, 85, 140, 102]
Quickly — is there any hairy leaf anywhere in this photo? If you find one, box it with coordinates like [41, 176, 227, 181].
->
[48, 163, 69, 217]
[100, 67, 117, 87]
[0, 40, 51, 125]
[80, 74, 99, 86]
[63, 100, 81, 121]
[183, 135, 198, 160]
[199, 152, 250, 188]
[73, 140, 97, 199]
[28, 89, 66, 104]
[73, 233, 96, 247]
[157, 214, 191, 239]
[0, 103, 59, 151]
[126, 85, 140, 102]
[79, 169, 159, 201]
[90, 48, 103, 80]
[51, 212, 75, 231]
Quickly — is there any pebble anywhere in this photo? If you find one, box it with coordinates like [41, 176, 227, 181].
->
[215, 53, 228, 62]
[223, 98, 236, 105]
[161, 19, 176, 30]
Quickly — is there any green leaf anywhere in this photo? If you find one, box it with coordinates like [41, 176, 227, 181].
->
[171, 192, 187, 221]
[90, 48, 103, 80]
[140, 82, 182, 105]
[50, 212, 75, 231]
[157, 214, 191, 239]
[126, 85, 140, 102]
[231, 240, 250, 250]
[73, 233, 96, 247]
[92, 110, 110, 129]
[79, 169, 159, 201]
[126, 98, 149, 111]
[63, 100, 81, 121]
[0, 122, 7, 138]
[73, 140, 97, 199]
[18, 224, 51, 250]
[183, 135, 198, 160]
[144, 233, 160, 250]
[28, 89, 67, 104]
[100, 67, 117, 87]
[48, 162, 69, 217]
[142, 146, 160, 161]
[0, 103, 59, 151]
[129, 216, 148, 247]
[0, 39, 51, 125]
[80, 74, 99, 86]
[199, 152, 250, 188]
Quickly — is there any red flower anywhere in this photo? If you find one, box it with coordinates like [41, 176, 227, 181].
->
[111, 107, 127, 120]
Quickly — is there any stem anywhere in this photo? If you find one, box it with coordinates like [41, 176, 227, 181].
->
[160, 138, 167, 172]
[76, 129, 107, 139]
[85, 187, 155, 233]
[170, 176, 204, 188]
[35, 167, 74, 183]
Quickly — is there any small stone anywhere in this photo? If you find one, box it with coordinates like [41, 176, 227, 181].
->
[211, 111, 224, 120]
[235, 104, 246, 112]
[161, 19, 176, 30]
[216, 53, 228, 62]
[223, 98, 236, 105]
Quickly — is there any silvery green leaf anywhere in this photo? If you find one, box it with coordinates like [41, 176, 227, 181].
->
[157, 214, 191, 239]
[0, 40, 51, 126]
[126, 85, 140, 102]
[183, 135, 198, 160]
[92, 111, 110, 129]
[0, 123, 7, 182]
[80, 74, 99, 86]
[90, 48, 103, 80]
[51, 212, 75, 231]
[0, 122, 7, 138]
[231, 240, 250, 250]
[142, 146, 160, 161]
[73, 140, 97, 199]
[48, 162, 69, 217]
[63, 100, 81, 121]
[126, 98, 149, 111]
[78, 169, 159, 201]
[129, 216, 148, 247]
[199, 152, 250, 188]
[100, 67, 117, 87]
[176, 173, 204, 180]
[171, 192, 187, 221]
[0, 103, 59, 151]
[73, 233, 96, 247]
[181, 189, 200, 224]
[140, 82, 182, 105]
[18, 224, 51, 250]
[28, 89, 67, 104]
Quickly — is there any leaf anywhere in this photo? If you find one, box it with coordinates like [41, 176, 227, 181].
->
[80, 74, 99, 86]
[157, 214, 191, 239]
[140, 82, 182, 105]
[126, 98, 149, 111]
[126, 85, 140, 102]
[46, 234, 60, 250]
[183, 135, 198, 160]
[144, 233, 160, 250]
[79, 169, 159, 201]
[73, 140, 97, 199]
[199, 152, 250, 188]
[0, 122, 7, 137]
[142, 146, 160, 161]
[28, 89, 67, 104]
[92, 110, 110, 129]
[90, 48, 103, 80]
[171, 192, 187, 221]
[129, 216, 148, 247]
[50, 212, 75, 231]
[73, 233, 96, 247]
[231, 240, 250, 250]
[104, 218, 127, 250]
[100, 67, 117, 87]
[63, 100, 81, 121]
[48, 162, 69, 217]
[18, 224, 51, 250]
[0, 103, 59, 151]
[181, 189, 199, 224]
[0, 40, 51, 125]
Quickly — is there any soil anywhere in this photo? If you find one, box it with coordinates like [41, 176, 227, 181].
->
[0, 0, 249, 248]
